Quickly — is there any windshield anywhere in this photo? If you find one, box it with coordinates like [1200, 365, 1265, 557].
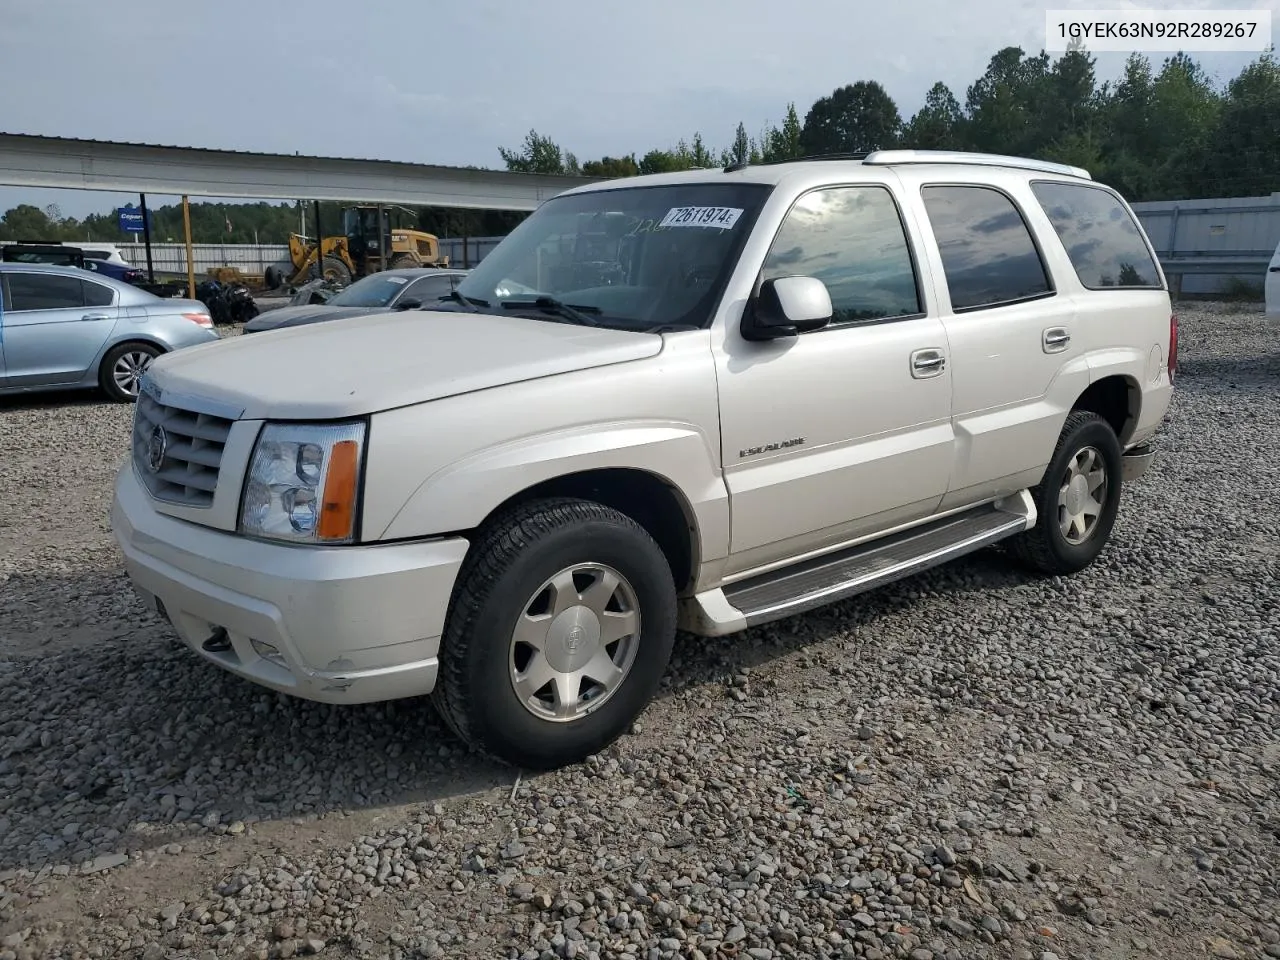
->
[326, 273, 411, 307]
[453, 181, 773, 330]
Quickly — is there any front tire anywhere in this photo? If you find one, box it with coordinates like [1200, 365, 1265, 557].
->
[311, 255, 352, 284]
[1007, 410, 1123, 575]
[432, 498, 677, 770]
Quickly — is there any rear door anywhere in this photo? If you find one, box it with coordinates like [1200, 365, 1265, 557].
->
[0, 271, 119, 386]
[901, 176, 1090, 510]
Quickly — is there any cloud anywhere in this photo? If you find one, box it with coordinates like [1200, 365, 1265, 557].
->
[0, 0, 1270, 216]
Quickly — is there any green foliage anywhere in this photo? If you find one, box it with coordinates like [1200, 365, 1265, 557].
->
[0, 198, 528, 246]
[762, 103, 805, 162]
[800, 81, 902, 155]
[900, 83, 965, 149]
[7, 46, 1275, 247]
[581, 155, 640, 178]
[499, 46, 1278, 203]
[497, 129, 577, 175]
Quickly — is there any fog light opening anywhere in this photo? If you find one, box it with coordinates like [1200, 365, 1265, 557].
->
[250, 638, 287, 668]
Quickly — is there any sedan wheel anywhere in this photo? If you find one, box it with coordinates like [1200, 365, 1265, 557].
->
[100, 342, 162, 403]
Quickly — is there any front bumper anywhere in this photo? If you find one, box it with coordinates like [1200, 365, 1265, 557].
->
[111, 463, 469, 704]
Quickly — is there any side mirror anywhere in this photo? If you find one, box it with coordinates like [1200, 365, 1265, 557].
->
[742, 276, 832, 341]
[393, 298, 422, 311]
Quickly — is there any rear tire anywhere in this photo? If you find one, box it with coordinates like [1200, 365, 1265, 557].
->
[389, 254, 418, 269]
[100, 341, 161, 403]
[1007, 410, 1123, 575]
[432, 497, 677, 770]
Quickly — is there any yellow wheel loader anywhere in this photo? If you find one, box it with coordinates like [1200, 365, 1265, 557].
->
[264, 204, 450, 290]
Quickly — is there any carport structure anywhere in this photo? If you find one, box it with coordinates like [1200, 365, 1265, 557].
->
[0, 132, 602, 291]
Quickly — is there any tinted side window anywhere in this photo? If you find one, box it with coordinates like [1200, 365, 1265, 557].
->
[7, 273, 87, 310]
[762, 185, 920, 325]
[921, 186, 1052, 311]
[1030, 181, 1161, 289]
[402, 274, 453, 304]
[82, 280, 115, 307]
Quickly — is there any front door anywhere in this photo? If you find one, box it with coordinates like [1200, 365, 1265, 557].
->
[0, 271, 119, 386]
[714, 182, 955, 577]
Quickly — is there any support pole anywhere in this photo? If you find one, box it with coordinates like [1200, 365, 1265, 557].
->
[377, 204, 385, 272]
[462, 209, 470, 269]
[182, 195, 195, 299]
[313, 200, 323, 279]
[139, 192, 155, 284]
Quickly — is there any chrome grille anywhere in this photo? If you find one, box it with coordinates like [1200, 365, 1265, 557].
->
[132, 392, 233, 508]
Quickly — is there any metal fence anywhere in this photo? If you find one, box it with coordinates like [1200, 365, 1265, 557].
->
[116, 242, 289, 274]
[436, 236, 504, 268]
[1130, 193, 1280, 295]
[110, 237, 506, 274]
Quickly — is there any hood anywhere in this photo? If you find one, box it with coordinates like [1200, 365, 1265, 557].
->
[147, 310, 664, 420]
[242, 303, 375, 332]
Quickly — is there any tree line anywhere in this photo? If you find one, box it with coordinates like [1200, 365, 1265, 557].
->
[2, 44, 1274, 246]
[498, 45, 1280, 203]
[0, 199, 525, 247]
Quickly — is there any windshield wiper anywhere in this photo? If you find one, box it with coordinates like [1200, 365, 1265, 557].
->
[500, 296, 604, 327]
[442, 290, 488, 311]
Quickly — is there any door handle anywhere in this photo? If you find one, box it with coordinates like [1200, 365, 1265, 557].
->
[1269, 266, 1280, 272]
[81, 313, 111, 321]
[910, 348, 946, 378]
[1043, 328, 1071, 352]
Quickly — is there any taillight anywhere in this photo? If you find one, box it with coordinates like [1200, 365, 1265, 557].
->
[183, 311, 213, 329]
[1168, 313, 1178, 384]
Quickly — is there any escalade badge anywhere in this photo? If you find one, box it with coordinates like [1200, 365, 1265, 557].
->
[146, 425, 168, 473]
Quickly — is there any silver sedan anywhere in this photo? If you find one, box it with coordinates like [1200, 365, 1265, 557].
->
[0, 263, 220, 402]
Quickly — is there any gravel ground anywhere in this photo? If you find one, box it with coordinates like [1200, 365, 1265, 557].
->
[1, 303, 1278, 960]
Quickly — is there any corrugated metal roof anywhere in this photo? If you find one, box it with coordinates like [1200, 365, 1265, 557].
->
[0, 131, 576, 178]
[0, 133, 602, 209]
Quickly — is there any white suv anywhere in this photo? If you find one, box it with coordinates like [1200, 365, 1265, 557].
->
[111, 150, 1176, 770]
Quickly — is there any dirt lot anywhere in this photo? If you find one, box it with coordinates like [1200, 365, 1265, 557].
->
[1, 304, 1278, 960]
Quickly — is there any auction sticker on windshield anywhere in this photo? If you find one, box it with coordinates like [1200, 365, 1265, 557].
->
[659, 206, 743, 229]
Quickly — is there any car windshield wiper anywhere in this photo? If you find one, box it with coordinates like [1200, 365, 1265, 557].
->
[441, 290, 488, 310]
[500, 296, 604, 327]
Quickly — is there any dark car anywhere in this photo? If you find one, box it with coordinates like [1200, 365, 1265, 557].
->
[243, 268, 468, 334]
[81, 257, 146, 285]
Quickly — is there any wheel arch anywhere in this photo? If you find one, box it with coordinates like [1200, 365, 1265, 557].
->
[1072, 374, 1141, 445]
[472, 467, 700, 595]
[96, 335, 169, 374]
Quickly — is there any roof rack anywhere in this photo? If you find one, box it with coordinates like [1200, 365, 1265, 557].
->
[862, 149, 1091, 180]
[794, 152, 871, 162]
[725, 152, 871, 172]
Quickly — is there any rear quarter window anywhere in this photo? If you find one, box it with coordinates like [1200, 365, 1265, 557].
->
[1030, 181, 1162, 289]
[82, 280, 116, 307]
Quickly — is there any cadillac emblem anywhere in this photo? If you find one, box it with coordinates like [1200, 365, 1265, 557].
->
[566, 625, 583, 652]
[145, 424, 168, 473]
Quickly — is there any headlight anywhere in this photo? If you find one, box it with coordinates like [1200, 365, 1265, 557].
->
[239, 421, 366, 544]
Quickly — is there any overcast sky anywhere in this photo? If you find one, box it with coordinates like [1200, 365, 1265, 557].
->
[0, 0, 1273, 219]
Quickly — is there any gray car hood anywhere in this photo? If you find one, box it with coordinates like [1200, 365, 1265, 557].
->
[146, 309, 664, 420]
[242, 303, 377, 332]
